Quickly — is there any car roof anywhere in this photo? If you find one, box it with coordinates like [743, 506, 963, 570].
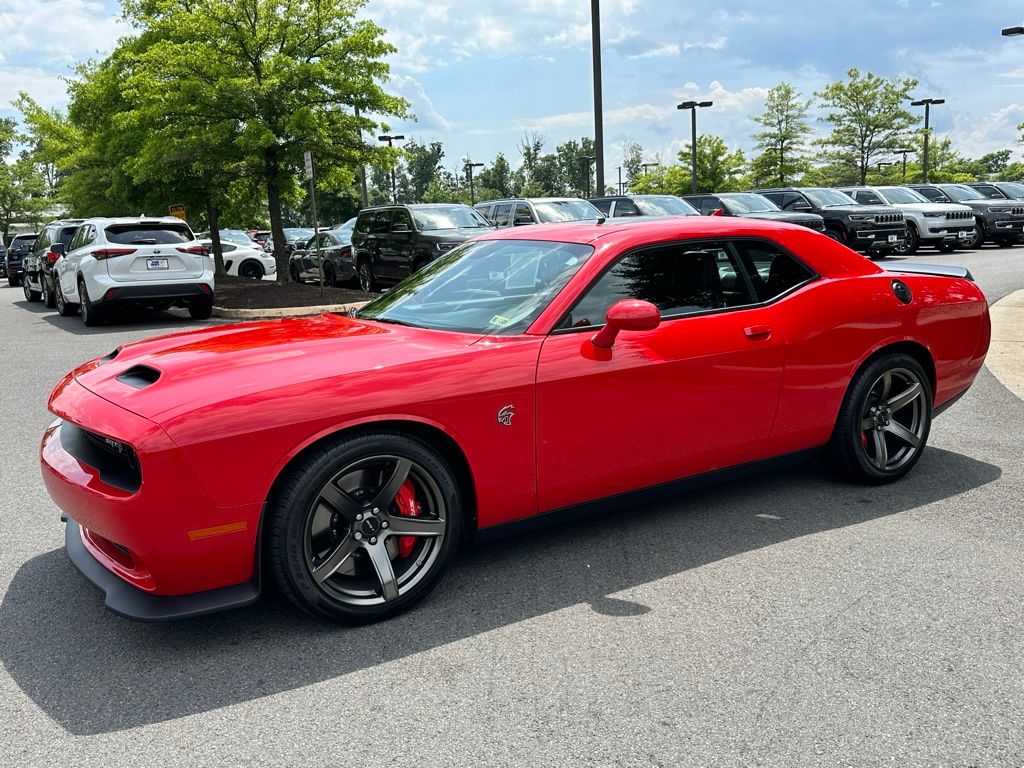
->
[10, 232, 38, 238]
[477, 197, 587, 204]
[81, 216, 189, 225]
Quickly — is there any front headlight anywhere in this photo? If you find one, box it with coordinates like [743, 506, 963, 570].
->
[849, 214, 873, 221]
[923, 212, 946, 218]
[988, 207, 1010, 214]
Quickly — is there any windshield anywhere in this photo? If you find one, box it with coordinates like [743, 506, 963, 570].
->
[412, 206, 492, 231]
[940, 185, 985, 202]
[997, 182, 1024, 199]
[879, 187, 928, 204]
[533, 200, 603, 223]
[284, 228, 314, 240]
[718, 193, 780, 214]
[357, 239, 593, 334]
[803, 188, 857, 207]
[107, 223, 193, 245]
[634, 196, 699, 216]
[220, 229, 254, 245]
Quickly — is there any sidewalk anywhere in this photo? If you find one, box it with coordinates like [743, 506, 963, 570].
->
[986, 289, 1024, 401]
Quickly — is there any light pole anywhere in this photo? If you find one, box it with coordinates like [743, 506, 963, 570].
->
[464, 162, 483, 205]
[1002, 25, 1024, 36]
[378, 134, 405, 203]
[910, 98, 944, 183]
[892, 148, 912, 182]
[581, 156, 595, 198]
[641, 162, 660, 174]
[354, 105, 368, 209]
[591, 0, 605, 197]
[876, 161, 894, 179]
[677, 100, 713, 194]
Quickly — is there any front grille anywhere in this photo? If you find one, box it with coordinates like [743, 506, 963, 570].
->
[946, 210, 973, 221]
[991, 206, 1024, 216]
[60, 421, 141, 492]
[872, 213, 903, 224]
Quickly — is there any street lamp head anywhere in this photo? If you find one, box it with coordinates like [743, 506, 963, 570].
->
[1002, 25, 1024, 36]
[465, 162, 484, 169]
[677, 100, 714, 110]
[911, 98, 945, 107]
[698, 100, 713, 108]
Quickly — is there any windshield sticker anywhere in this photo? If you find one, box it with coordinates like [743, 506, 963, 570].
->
[490, 314, 512, 327]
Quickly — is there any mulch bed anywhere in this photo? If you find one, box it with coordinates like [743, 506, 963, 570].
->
[214, 274, 376, 310]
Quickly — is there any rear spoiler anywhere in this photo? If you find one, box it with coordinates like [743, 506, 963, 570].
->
[885, 262, 974, 281]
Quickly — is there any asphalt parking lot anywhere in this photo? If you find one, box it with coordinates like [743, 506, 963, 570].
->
[1, 246, 1022, 767]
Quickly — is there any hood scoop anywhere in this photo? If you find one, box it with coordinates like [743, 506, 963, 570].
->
[116, 365, 161, 389]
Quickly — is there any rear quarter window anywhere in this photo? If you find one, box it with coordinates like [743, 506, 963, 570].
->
[106, 223, 193, 245]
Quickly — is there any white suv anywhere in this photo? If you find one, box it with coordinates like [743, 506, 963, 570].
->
[54, 217, 215, 326]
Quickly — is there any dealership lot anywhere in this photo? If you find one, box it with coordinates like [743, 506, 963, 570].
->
[1, 247, 1023, 766]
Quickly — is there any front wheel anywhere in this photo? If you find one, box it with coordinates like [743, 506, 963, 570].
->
[42, 276, 56, 308]
[238, 260, 265, 280]
[964, 225, 984, 249]
[267, 431, 463, 624]
[78, 279, 105, 327]
[894, 226, 919, 255]
[828, 353, 932, 484]
[357, 260, 377, 293]
[23, 280, 41, 302]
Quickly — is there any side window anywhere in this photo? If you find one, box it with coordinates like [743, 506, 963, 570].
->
[733, 240, 814, 302]
[369, 211, 392, 234]
[760, 192, 784, 207]
[222, 243, 237, 253]
[699, 197, 722, 216]
[562, 242, 753, 328]
[354, 213, 372, 234]
[513, 203, 534, 224]
[67, 227, 85, 252]
[35, 227, 53, 252]
[492, 203, 512, 227]
[590, 199, 612, 215]
[856, 191, 884, 205]
[915, 187, 941, 202]
[392, 209, 413, 231]
[780, 192, 805, 210]
[613, 199, 640, 217]
[975, 185, 1000, 199]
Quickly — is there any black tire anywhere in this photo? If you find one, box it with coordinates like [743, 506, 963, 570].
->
[323, 263, 337, 288]
[238, 260, 265, 280]
[42, 276, 56, 308]
[23, 280, 41, 302]
[825, 226, 846, 244]
[78, 278, 105, 327]
[828, 352, 932, 485]
[357, 259, 377, 293]
[7, 274, 20, 287]
[267, 430, 463, 624]
[937, 241, 957, 253]
[964, 224, 984, 250]
[289, 264, 302, 283]
[188, 298, 214, 320]
[894, 225, 919, 255]
[996, 238, 1015, 249]
[55, 278, 78, 316]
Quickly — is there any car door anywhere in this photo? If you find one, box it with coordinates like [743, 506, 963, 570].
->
[60, 225, 89, 298]
[491, 203, 513, 228]
[380, 208, 416, 280]
[534, 239, 789, 512]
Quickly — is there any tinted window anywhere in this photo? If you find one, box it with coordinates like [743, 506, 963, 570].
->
[634, 196, 699, 216]
[972, 185, 1002, 199]
[67, 227, 87, 252]
[733, 240, 814, 302]
[354, 213, 373, 234]
[563, 243, 754, 328]
[106, 223, 193, 245]
[491, 203, 512, 226]
[513, 203, 534, 224]
[35, 226, 55, 251]
[914, 187, 944, 202]
[612, 199, 641, 217]
[855, 191, 884, 205]
[60, 225, 82, 248]
[698, 197, 722, 216]
[369, 211, 393, 234]
[760, 191, 785, 207]
[590, 199, 612, 215]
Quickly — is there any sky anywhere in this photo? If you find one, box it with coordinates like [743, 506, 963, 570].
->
[1, 0, 1023, 174]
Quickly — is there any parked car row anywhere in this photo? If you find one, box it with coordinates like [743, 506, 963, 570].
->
[14, 216, 215, 326]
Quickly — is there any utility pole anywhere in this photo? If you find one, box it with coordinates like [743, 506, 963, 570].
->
[591, 0, 605, 195]
[378, 134, 405, 203]
[892, 149, 912, 182]
[910, 98, 944, 183]
[677, 100, 713, 194]
[464, 162, 483, 205]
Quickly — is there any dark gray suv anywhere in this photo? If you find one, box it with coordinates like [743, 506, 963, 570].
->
[350, 204, 493, 292]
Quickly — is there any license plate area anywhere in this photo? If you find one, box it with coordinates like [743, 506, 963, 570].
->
[147, 258, 169, 270]
[887, 235, 898, 243]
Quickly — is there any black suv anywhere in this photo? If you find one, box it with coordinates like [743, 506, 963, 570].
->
[21, 219, 84, 307]
[965, 181, 1024, 202]
[588, 195, 699, 218]
[4, 233, 38, 285]
[350, 204, 493, 292]
[681, 192, 826, 232]
[754, 187, 906, 257]
[907, 184, 1024, 248]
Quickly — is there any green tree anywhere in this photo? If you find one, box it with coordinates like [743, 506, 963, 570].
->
[121, 0, 408, 282]
[476, 153, 513, 197]
[0, 120, 49, 239]
[554, 137, 596, 196]
[815, 69, 919, 185]
[621, 140, 645, 186]
[750, 83, 812, 186]
[681, 135, 746, 193]
[404, 140, 445, 201]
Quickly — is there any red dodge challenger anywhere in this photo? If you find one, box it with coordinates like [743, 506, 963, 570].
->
[41, 216, 990, 623]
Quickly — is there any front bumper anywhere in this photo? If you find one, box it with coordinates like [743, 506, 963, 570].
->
[922, 222, 976, 242]
[850, 224, 907, 251]
[41, 376, 262, 619]
[981, 214, 1024, 240]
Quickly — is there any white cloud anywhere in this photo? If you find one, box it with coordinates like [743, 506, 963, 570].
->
[628, 43, 679, 60]
[388, 75, 455, 132]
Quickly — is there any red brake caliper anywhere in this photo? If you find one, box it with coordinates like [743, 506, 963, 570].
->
[395, 480, 421, 558]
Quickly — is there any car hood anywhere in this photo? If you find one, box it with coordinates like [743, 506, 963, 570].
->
[821, 205, 899, 215]
[421, 228, 491, 241]
[892, 202, 973, 214]
[72, 313, 481, 420]
[738, 211, 822, 224]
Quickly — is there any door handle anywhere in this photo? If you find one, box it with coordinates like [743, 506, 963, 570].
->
[744, 325, 772, 339]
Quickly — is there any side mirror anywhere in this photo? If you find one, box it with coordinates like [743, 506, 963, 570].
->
[50, 242, 66, 255]
[791, 201, 813, 211]
[591, 299, 661, 348]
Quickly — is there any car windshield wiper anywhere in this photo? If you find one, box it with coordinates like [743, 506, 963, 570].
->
[367, 316, 423, 328]
[129, 238, 159, 244]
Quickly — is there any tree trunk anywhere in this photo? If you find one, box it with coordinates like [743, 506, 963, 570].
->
[205, 199, 226, 276]
[265, 147, 290, 284]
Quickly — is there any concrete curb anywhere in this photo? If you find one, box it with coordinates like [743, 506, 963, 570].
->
[212, 300, 369, 320]
[986, 289, 1024, 402]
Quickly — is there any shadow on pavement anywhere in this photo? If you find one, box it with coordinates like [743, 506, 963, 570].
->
[0, 448, 1000, 735]
[10, 297, 219, 335]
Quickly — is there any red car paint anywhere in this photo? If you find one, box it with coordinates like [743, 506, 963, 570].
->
[41, 217, 990, 600]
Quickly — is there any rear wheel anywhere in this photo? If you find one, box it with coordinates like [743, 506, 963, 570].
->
[41, 276, 56, 308]
[78, 278, 105, 327]
[23, 280, 41, 302]
[828, 353, 932, 484]
[964, 224, 984, 249]
[7, 274, 20, 287]
[267, 431, 462, 624]
[188, 297, 214, 320]
[357, 260, 377, 293]
[289, 264, 302, 283]
[238, 260, 264, 280]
